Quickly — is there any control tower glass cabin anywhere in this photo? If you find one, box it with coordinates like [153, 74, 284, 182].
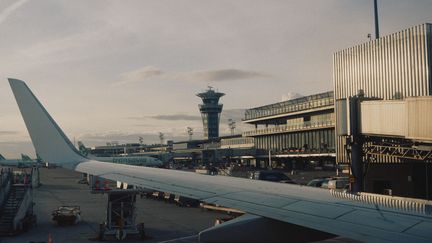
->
[197, 87, 225, 139]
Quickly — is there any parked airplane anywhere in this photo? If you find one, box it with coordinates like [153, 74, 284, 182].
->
[78, 142, 163, 167]
[8, 78, 432, 243]
[0, 153, 37, 167]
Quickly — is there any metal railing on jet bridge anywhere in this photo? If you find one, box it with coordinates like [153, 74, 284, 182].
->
[330, 190, 432, 215]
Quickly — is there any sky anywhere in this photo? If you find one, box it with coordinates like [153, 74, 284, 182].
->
[1, 0, 432, 158]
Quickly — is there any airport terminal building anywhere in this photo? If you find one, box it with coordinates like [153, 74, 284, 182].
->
[241, 91, 336, 169]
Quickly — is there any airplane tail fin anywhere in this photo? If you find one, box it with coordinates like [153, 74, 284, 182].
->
[21, 154, 32, 161]
[9, 78, 87, 169]
[0, 154, 5, 161]
[77, 141, 89, 156]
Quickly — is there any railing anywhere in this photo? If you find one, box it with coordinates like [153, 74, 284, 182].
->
[330, 190, 432, 216]
[220, 137, 255, 148]
[270, 148, 336, 155]
[0, 169, 12, 186]
[0, 170, 12, 208]
[13, 186, 32, 231]
[243, 120, 335, 136]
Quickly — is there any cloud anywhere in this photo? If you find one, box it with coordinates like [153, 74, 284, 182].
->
[178, 69, 268, 82]
[0, 0, 29, 25]
[126, 114, 201, 121]
[281, 92, 303, 101]
[0, 141, 34, 158]
[148, 114, 201, 121]
[115, 66, 163, 86]
[113, 67, 268, 86]
[13, 27, 109, 68]
[0, 131, 19, 136]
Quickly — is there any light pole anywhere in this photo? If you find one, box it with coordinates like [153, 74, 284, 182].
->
[374, 0, 380, 39]
[159, 132, 164, 145]
[228, 119, 236, 135]
[187, 127, 193, 141]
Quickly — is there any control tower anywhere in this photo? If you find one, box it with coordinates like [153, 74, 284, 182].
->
[197, 87, 225, 139]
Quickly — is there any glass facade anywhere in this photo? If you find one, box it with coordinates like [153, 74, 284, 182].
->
[253, 129, 335, 154]
[243, 119, 334, 137]
[244, 91, 335, 155]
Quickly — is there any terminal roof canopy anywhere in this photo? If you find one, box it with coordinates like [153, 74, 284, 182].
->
[244, 91, 334, 124]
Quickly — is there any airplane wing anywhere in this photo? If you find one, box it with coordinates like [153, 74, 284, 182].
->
[8, 78, 432, 243]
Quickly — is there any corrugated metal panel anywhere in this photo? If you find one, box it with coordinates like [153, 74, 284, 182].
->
[406, 97, 432, 141]
[333, 23, 432, 163]
[360, 101, 405, 137]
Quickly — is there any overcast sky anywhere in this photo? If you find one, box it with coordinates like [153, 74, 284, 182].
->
[1, 0, 432, 158]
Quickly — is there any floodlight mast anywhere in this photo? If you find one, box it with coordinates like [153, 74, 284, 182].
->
[159, 132, 164, 145]
[228, 119, 236, 135]
[374, 0, 380, 39]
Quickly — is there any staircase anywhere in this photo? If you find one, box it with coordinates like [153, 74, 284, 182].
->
[0, 185, 27, 235]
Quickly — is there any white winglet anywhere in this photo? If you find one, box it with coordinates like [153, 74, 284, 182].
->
[9, 78, 87, 169]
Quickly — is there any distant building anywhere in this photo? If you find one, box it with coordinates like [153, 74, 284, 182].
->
[197, 87, 225, 139]
[242, 91, 335, 168]
[88, 143, 167, 157]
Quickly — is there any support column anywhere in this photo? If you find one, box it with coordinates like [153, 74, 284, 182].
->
[348, 95, 364, 193]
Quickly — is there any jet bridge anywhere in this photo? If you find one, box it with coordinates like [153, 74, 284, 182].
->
[338, 96, 432, 143]
[338, 95, 432, 193]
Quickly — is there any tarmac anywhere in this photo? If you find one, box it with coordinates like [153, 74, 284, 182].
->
[1, 167, 227, 243]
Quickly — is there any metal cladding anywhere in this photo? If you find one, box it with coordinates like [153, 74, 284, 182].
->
[406, 97, 432, 141]
[197, 87, 225, 139]
[333, 23, 432, 163]
[359, 98, 432, 142]
[360, 100, 406, 137]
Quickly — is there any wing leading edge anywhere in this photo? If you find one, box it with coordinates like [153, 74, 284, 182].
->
[9, 78, 432, 242]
